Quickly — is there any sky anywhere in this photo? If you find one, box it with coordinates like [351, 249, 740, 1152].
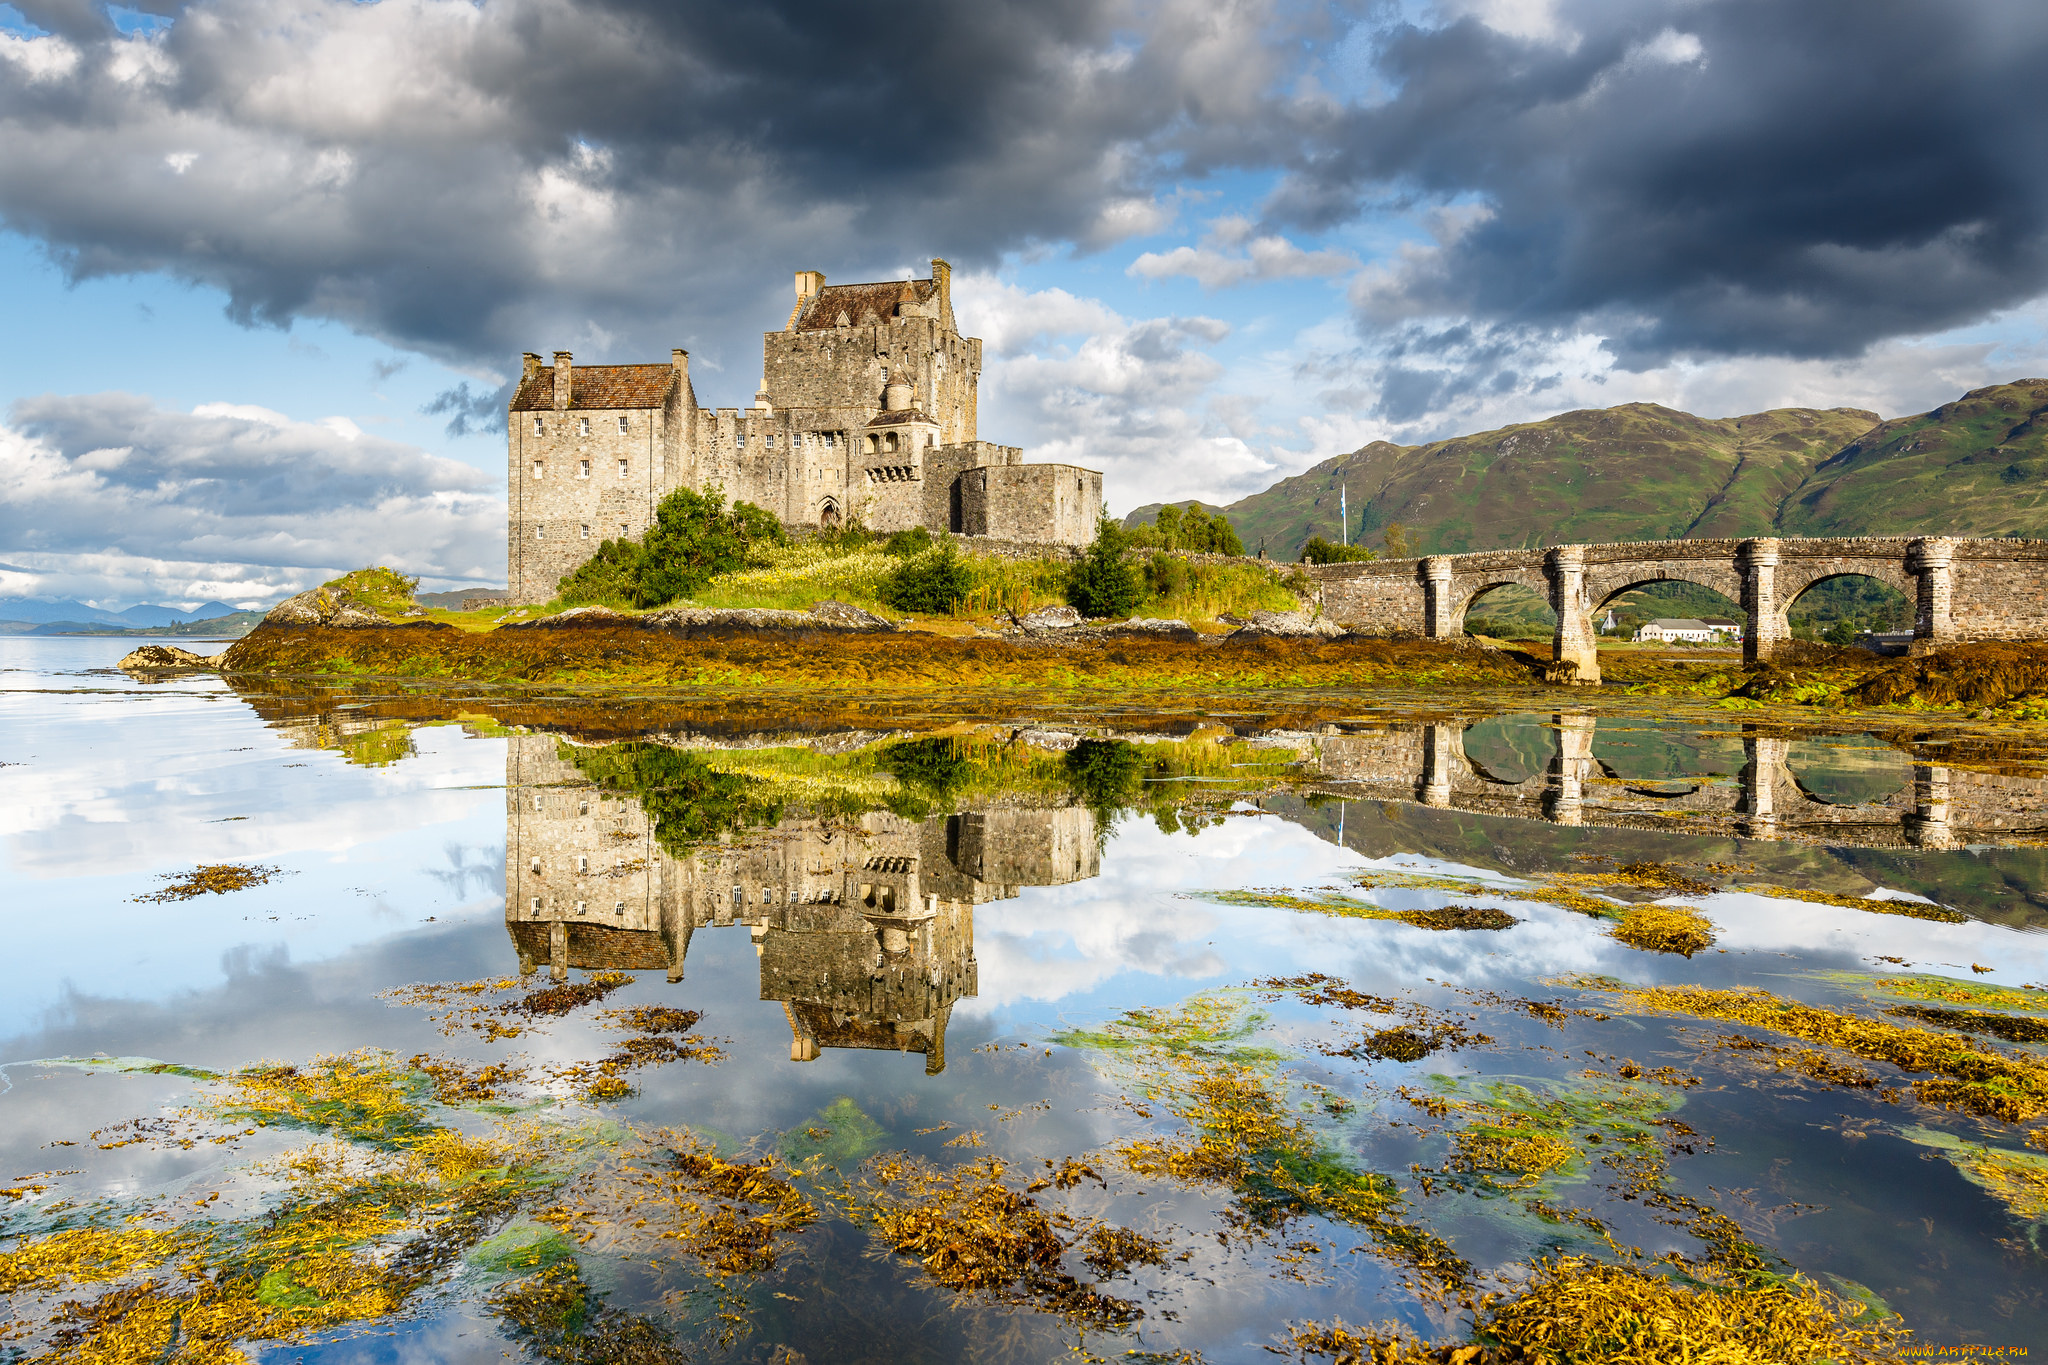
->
[2, 0, 2047, 609]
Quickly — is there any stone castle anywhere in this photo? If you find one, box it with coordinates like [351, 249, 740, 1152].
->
[506, 259, 1103, 603]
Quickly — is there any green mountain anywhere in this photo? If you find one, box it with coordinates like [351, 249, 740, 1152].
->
[1128, 380, 2048, 561]
[1778, 379, 2048, 537]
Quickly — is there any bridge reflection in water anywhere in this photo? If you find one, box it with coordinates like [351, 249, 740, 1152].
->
[503, 735, 1097, 1074]
[1315, 716, 2048, 849]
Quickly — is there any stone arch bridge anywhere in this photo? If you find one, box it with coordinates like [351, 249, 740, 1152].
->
[1305, 536, 2048, 683]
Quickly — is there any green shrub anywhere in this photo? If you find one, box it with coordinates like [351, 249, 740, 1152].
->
[1068, 516, 1143, 618]
[569, 485, 785, 608]
[1300, 536, 1377, 565]
[881, 541, 973, 614]
[557, 539, 643, 607]
[1065, 740, 1143, 813]
[883, 527, 935, 557]
[1145, 551, 1190, 599]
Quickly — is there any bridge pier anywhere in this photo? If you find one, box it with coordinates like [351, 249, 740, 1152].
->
[1546, 547, 1600, 683]
[1423, 557, 1457, 637]
[1542, 713, 1594, 824]
[1420, 723, 1456, 807]
[1906, 763, 1957, 849]
[1909, 537, 1957, 656]
[1740, 539, 1787, 665]
[1736, 733, 1789, 839]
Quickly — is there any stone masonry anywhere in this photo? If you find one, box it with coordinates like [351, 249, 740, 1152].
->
[508, 259, 1103, 603]
[1305, 535, 2048, 684]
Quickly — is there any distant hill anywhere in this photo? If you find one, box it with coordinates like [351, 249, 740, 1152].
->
[1127, 404, 1883, 560]
[1127, 381, 2048, 562]
[23, 610, 265, 638]
[0, 598, 249, 634]
[1778, 379, 2048, 537]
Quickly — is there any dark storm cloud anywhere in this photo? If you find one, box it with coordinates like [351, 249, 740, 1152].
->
[1281, 0, 2048, 365]
[0, 0, 1309, 393]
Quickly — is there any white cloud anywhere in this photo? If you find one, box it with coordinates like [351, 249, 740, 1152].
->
[0, 31, 80, 82]
[1129, 219, 1359, 290]
[956, 274, 1279, 510]
[0, 393, 504, 603]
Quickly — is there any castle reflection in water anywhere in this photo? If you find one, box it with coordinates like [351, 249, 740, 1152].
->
[504, 735, 1097, 1074]
[499, 717, 2048, 1073]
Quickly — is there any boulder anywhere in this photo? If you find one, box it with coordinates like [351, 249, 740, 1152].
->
[263, 584, 432, 628]
[118, 644, 214, 673]
[1104, 616, 1200, 639]
[1227, 609, 1344, 639]
[1016, 605, 1082, 630]
[808, 599, 894, 630]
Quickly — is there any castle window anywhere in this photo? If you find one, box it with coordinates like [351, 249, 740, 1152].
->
[732, 885, 743, 907]
[575, 900, 586, 915]
[533, 795, 543, 812]
[532, 460, 544, 478]
[579, 417, 591, 436]
[736, 432, 746, 449]
[617, 458, 628, 477]
[530, 897, 541, 912]
[613, 901, 625, 915]
[530, 857, 540, 872]
[766, 434, 776, 450]
[762, 886, 773, 903]
[617, 415, 629, 434]
[577, 856, 588, 873]
[823, 432, 835, 448]
[535, 524, 545, 539]
[577, 459, 589, 478]
[532, 416, 543, 436]
[619, 522, 628, 537]
[580, 524, 590, 539]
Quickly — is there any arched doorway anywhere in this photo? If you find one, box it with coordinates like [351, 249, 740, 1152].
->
[819, 500, 840, 529]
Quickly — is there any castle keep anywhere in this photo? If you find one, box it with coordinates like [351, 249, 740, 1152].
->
[507, 259, 1103, 603]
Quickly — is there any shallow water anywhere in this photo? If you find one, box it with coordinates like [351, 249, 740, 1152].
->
[5, 634, 2048, 1361]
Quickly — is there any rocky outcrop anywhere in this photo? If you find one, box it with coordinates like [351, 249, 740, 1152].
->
[1225, 609, 1344, 639]
[118, 644, 215, 673]
[263, 584, 436, 628]
[1099, 617, 1201, 640]
[505, 600, 896, 637]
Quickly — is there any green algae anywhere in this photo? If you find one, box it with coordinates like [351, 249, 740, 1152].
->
[779, 1096, 888, 1169]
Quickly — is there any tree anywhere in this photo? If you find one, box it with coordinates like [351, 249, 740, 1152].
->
[1067, 515, 1142, 618]
[1154, 504, 1184, 550]
[1300, 537, 1376, 565]
[630, 486, 785, 607]
[1382, 522, 1411, 557]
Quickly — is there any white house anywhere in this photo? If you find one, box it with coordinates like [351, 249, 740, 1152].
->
[1636, 617, 1738, 644]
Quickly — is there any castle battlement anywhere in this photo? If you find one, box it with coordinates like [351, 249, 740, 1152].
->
[506, 259, 1103, 603]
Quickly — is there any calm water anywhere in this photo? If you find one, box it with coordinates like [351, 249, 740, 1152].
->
[6, 635, 2048, 1360]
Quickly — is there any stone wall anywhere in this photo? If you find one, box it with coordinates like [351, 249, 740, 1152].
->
[960, 464, 1103, 544]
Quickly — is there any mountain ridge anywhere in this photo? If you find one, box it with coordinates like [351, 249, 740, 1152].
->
[1129, 381, 2048, 560]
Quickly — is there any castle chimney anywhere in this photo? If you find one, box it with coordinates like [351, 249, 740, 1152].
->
[521, 352, 542, 384]
[671, 348, 689, 380]
[930, 258, 950, 311]
[795, 270, 824, 299]
[552, 351, 572, 411]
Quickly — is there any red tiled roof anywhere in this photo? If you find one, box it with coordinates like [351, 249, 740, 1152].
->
[509, 364, 675, 411]
[795, 278, 937, 331]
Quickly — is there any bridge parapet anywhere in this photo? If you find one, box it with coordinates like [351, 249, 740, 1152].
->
[1306, 535, 2048, 683]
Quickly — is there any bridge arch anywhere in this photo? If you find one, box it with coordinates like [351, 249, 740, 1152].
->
[1589, 575, 1744, 639]
[1457, 580, 1555, 640]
